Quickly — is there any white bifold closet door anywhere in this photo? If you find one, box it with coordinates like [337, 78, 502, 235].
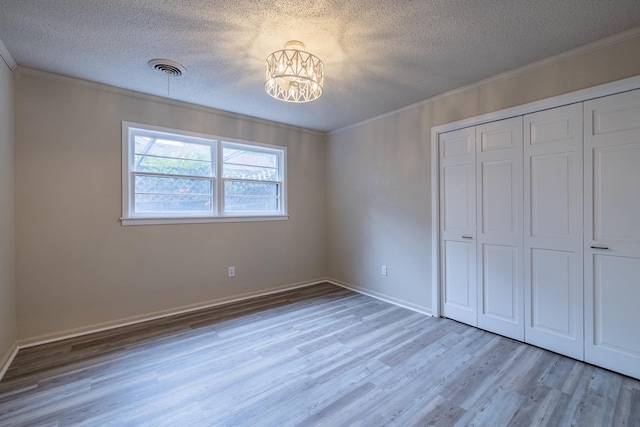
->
[584, 88, 640, 380]
[523, 103, 584, 360]
[439, 118, 524, 340]
[475, 117, 524, 341]
[439, 127, 477, 327]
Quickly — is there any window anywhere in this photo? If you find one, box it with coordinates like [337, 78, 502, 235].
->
[122, 122, 287, 225]
[222, 143, 283, 214]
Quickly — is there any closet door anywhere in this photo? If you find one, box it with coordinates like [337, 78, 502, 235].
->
[476, 117, 524, 340]
[439, 127, 477, 327]
[585, 89, 640, 380]
[524, 104, 584, 360]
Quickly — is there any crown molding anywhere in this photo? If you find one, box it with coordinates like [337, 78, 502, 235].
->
[16, 67, 327, 137]
[0, 36, 17, 71]
[330, 26, 640, 135]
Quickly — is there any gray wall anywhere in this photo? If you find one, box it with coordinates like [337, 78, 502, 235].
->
[9, 31, 640, 344]
[14, 72, 327, 342]
[326, 34, 640, 313]
[0, 59, 17, 366]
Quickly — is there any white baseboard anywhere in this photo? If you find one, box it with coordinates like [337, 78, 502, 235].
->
[0, 341, 19, 381]
[326, 278, 433, 317]
[18, 278, 329, 349]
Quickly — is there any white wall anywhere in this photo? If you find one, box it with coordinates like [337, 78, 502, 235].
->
[14, 71, 327, 342]
[327, 33, 640, 313]
[0, 58, 17, 367]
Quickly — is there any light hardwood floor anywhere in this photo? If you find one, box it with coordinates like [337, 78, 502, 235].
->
[1, 283, 638, 426]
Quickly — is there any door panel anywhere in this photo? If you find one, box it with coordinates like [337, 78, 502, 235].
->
[442, 240, 476, 326]
[443, 165, 474, 232]
[481, 244, 517, 321]
[530, 117, 576, 144]
[593, 255, 640, 356]
[480, 127, 518, 152]
[585, 88, 640, 379]
[530, 249, 573, 336]
[441, 132, 474, 158]
[593, 103, 640, 136]
[440, 127, 477, 327]
[530, 154, 571, 237]
[476, 117, 524, 340]
[593, 145, 640, 242]
[524, 103, 583, 360]
[481, 160, 514, 234]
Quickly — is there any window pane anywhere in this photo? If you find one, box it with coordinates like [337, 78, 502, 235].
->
[135, 175, 213, 196]
[135, 194, 213, 213]
[223, 147, 279, 181]
[135, 136, 212, 161]
[222, 164, 278, 180]
[223, 147, 277, 167]
[224, 196, 279, 213]
[224, 181, 279, 197]
[134, 155, 212, 177]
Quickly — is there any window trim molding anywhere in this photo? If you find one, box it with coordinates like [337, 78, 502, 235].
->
[120, 215, 289, 226]
[121, 121, 288, 225]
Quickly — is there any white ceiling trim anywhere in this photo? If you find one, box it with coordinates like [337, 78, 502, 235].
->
[330, 26, 640, 135]
[16, 67, 326, 137]
[0, 36, 17, 70]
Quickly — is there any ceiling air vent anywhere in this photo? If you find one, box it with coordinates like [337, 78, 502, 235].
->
[148, 59, 186, 77]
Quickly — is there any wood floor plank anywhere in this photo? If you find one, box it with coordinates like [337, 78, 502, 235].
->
[628, 388, 640, 427]
[1, 282, 638, 426]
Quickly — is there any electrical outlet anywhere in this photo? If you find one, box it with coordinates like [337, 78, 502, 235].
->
[381, 265, 387, 276]
[228, 266, 235, 277]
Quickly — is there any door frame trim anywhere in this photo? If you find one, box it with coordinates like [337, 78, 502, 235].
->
[431, 74, 640, 318]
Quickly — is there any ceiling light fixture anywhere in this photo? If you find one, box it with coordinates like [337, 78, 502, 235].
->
[265, 41, 324, 103]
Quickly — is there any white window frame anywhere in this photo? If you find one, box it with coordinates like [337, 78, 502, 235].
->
[220, 141, 286, 216]
[121, 121, 288, 225]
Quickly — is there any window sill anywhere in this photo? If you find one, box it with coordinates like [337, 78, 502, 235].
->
[121, 215, 289, 226]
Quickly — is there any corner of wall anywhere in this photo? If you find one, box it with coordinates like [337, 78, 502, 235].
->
[0, 341, 18, 381]
[0, 37, 17, 71]
[0, 52, 18, 378]
[327, 278, 433, 316]
[322, 132, 331, 278]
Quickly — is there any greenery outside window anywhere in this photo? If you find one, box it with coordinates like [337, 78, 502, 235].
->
[122, 122, 287, 225]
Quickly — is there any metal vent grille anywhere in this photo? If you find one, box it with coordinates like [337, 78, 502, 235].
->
[148, 59, 186, 77]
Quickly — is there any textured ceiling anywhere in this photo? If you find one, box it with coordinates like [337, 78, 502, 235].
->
[1, 1, 640, 132]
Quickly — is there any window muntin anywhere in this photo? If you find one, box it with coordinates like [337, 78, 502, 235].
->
[122, 122, 287, 223]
